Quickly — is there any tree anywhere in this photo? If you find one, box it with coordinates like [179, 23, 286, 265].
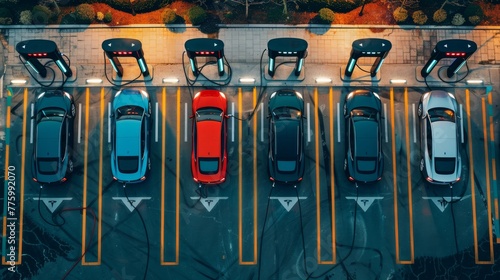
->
[229, 0, 270, 18]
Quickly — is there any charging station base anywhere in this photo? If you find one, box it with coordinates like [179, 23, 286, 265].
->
[263, 63, 305, 81]
[109, 65, 153, 83]
[340, 66, 380, 82]
[33, 65, 77, 84]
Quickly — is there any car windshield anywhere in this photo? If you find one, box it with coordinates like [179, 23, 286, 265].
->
[37, 158, 58, 175]
[118, 156, 139, 173]
[196, 108, 223, 122]
[351, 107, 377, 120]
[272, 107, 301, 120]
[199, 158, 219, 174]
[429, 108, 455, 123]
[277, 160, 296, 172]
[116, 105, 144, 120]
[37, 108, 65, 123]
[435, 157, 456, 174]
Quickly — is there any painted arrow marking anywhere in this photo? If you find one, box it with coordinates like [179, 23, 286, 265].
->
[112, 197, 151, 212]
[345, 196, 384, 212]
[33, 197, 73, 213]
[190, 197, 228, 212]
[270, 197, 307, 212]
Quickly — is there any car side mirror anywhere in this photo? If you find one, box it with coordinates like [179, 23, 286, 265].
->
[189, 114, 194, 119]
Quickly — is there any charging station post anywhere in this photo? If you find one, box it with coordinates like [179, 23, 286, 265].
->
[16, 39, 72, 78]
[344, 38, 391, 78]
[184, 38, 225, 77]
[420, 39, 477, 78]
[102, 38, 150, 78]
[267, 38, 308, 77]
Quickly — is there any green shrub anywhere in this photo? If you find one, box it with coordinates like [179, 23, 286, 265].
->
[0, 17, 12, 24]
[451, 13, 465, 25]
[188, 6, 207, 25]
[32, 5, 51, 24]
[433, 9, 447, 23]
[266, 5, 286, 23]
[104, 0, 163, 14]
[104, 12, 112, 23]
[161, 8, 177, 24]
[60, 13, 77, 24]
[19, 10, 32, 25]
[75, 4, 95, 24]
[199, 14, 221, 34]
[464, 4, 484, 25]
[412, 10, 428, 25]
[96, 11, 104, 21]
[393, 7, 408, 23]
[318, 8, 335, 24]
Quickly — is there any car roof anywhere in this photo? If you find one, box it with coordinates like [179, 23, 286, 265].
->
[431, 121, 457, 158]
[275, 120, 299, 160]
[353, 119, 378, 158]
[36, 120, 61, 158]
[116, 119, 141, 156]
[197, 121, 222, 157]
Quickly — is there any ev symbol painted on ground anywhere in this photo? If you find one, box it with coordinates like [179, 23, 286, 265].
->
[190, 197, 228, 212]
[33, 197, 73, 213]
[270, 197, 307, 212]
[422, 195, 469, 212]
[112, 197, 151, 212]
[345, 196, 384, 212]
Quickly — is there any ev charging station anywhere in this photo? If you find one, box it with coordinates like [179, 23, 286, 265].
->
[184, 38, 225, 77]
[16, 39, 73, 78]
[420, 39, 477, 78]
[102, 38, 151, 80]
[343, 38, 391, 80]
[267, 38, 308, 78]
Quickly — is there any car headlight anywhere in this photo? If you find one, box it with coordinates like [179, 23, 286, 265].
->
[347, 92, 354, 100]
[64, 92, 72, 100]
[115, 91, 122, 98]
[447, 92, 455, 99]
[372, 92, 380, 100]
[194, 92, 201, 99]
[219, 91, 226, 99]
[270, 92, 277, 99]
[295, 91, 303, 99]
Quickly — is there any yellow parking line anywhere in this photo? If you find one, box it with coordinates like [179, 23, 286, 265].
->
[97, 88, 105, 265]
[315, 89, 322, 263]
[403, 87, 414, 264]
[488, 93, 499, 244]
[479, 97, 494, 263]
[160, 87, 166, 263]
[252, 87, 258, 263]
[2, 90, 10, 265]
[175, 87, 181, 264]
[390, 88, 401, 263]
[16, 88, 28, 265]
[82, 88, 90, 264]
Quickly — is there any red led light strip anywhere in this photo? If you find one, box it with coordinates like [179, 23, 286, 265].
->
[445, 52, 467, 57]
[195, 51, 216, 55]
[112, 51, 133, 55]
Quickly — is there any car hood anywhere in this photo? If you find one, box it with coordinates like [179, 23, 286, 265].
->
[426, 91, 456, 110]
[347, 92, 380, 111]
[269, 94, 303, 112]
[431, 121, 457, 158]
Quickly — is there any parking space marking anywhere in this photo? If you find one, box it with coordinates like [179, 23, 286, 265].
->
[412, 103, 416, 143]
[404, 87, 415, 263]
[337, 102, 341, 143]
[78, 103, 82, 144]
[314, 88, 322, 263]
[155, 102, 159, 142]
[328, 87, 336, 263]
[252, 87, 258, 262]
[184, 102, 188, 142]
[107, 102, 111, 143]
[460, 104, 464, 144]
[82, 88, 90, 264]
[480, 96, 494, 261]
[30, 103, 34, 144]
[18, 88, 28, 264]
[97, 88, 105, 264]
[260, 102, 264, 142]
[231, 102, 235, 142]
[384, 103, 388, 143]
[307, 102, 311, 142]
[487, 93, 499, 243]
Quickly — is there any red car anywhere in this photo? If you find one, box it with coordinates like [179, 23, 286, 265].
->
[191, 90, 228, 185]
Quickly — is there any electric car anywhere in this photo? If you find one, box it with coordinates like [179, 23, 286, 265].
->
[418, 90, 461, 185]
[32, 90, 75, 184]
[110, 89, 151, 183]
[343, 89, 384, 184]
[268, 89, 305, 185]
[191, 90, 228, 185]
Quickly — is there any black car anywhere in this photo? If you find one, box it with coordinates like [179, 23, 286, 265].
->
[343, 89, 383, 184]
[268, 89, 305, 185]
[32, 90, 75, 184]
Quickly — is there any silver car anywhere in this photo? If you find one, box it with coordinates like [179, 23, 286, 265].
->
[418, 90, 461, 185]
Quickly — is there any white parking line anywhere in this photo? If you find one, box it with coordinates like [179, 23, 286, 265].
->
[384, 103, 388, 143]
[460, 104, 464, 144]
[108, 102, 111, 143]
[78, 103, 82, 144]
[155, 102, 159, 143]
[184, 103, 188, 142]
[307, 103, 311, 142]
[231, 102, 235, 142]
[260, 102, 264, 142]
[412, 103, 416, 143]
[337, 103, 341, 143]
[30, 103, 34, 144]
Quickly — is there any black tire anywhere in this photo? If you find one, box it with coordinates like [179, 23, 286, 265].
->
[71, 103, 76, 117]
[68, 159, 74, 174]
[420, 158, 424, 172]
[417, 102, 423, 118]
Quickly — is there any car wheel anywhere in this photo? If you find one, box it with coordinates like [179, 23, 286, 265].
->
[71, 103, 76, 117]
[343, 103, 347, 116]
[419, 158, 424, 172]
[344, 158, 347, 171]
[148, 102, 151, 115]
[68, 159, 74, 173]
[147, 157, 151, 171]
[417, 102, 423, 118]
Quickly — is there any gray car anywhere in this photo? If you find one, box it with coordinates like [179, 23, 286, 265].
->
[418, 90, 461, 185]
[111, 89, 151, 183]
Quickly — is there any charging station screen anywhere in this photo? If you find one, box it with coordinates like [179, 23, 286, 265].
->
[185, 38, 224, 59]
[102, 38, 143, 58]
[16, 39, 58, 58]
[267, 38, 308, 58]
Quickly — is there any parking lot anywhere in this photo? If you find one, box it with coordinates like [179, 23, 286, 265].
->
[1, 83, 499, 279]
